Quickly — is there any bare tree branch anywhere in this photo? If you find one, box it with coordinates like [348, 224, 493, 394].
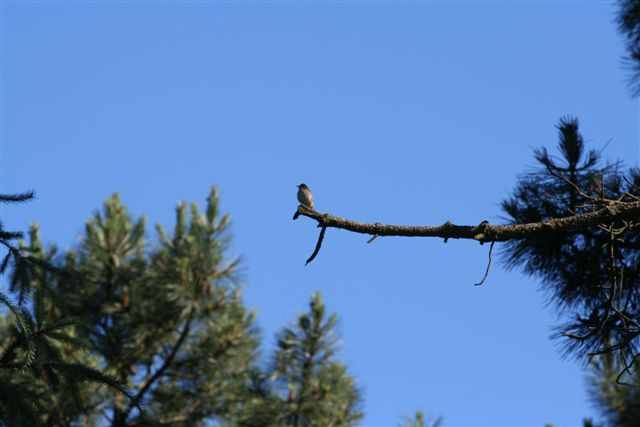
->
[293, 201, 640, 243]
[292, 180, 640, 382]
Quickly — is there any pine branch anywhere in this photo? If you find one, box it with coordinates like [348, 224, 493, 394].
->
[0, 191, 35, 204]
[47, 362, 135, 401]
[0, 292, 34, 368]
[122, 310, 195, 420]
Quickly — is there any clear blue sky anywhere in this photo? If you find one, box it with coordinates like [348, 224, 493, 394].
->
[1, 1, 638, 426]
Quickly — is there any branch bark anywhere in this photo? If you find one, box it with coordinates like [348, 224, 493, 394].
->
[114, 310, 195, 426]
[293, 201, 640, 243]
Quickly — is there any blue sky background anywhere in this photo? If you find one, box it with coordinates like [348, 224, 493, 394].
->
[1, 1, 639, 426]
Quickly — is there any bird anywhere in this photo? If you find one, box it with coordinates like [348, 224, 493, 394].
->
[297, 183, 314, 209]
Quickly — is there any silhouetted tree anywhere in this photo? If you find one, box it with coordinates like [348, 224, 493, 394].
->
[501, 118, 640, 425]
[0, 192, 131, 426]
[618, 0, 640, 96]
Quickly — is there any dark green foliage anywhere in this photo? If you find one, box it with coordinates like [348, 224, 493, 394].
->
[271, 293, 362, 426]
[0, 192, 133, 426]
[590, 354, 640, 427]
[273, 293, 362, 426]
[40, 188, 259, 425]
[399, 410, 443, 427]
[501, 117, 639, 359]
[618, 0, 640, 97]
[1, 191, 34, 300]
[0, 191, 35, 204]
[2, 188, 367, 425]
[501, 118, 640, 425]
[230, 293, 363, 426]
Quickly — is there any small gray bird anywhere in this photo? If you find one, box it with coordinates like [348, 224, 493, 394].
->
[297, 183, 314, 209]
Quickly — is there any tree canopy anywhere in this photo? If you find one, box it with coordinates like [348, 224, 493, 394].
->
[1, 188, 363, 426]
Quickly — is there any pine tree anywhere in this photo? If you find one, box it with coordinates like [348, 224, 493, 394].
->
[0, 192, 131, 426]
[273, 293, 362, 426]
[23, 188, 259, 425]
[500, 118, 640, 425]
[618, 0, 640, 96]
[589, 353, 640, 426]
[399, 410, 443, 427]
[231, 292, 363, 426]
[4, 188, 370, 425]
